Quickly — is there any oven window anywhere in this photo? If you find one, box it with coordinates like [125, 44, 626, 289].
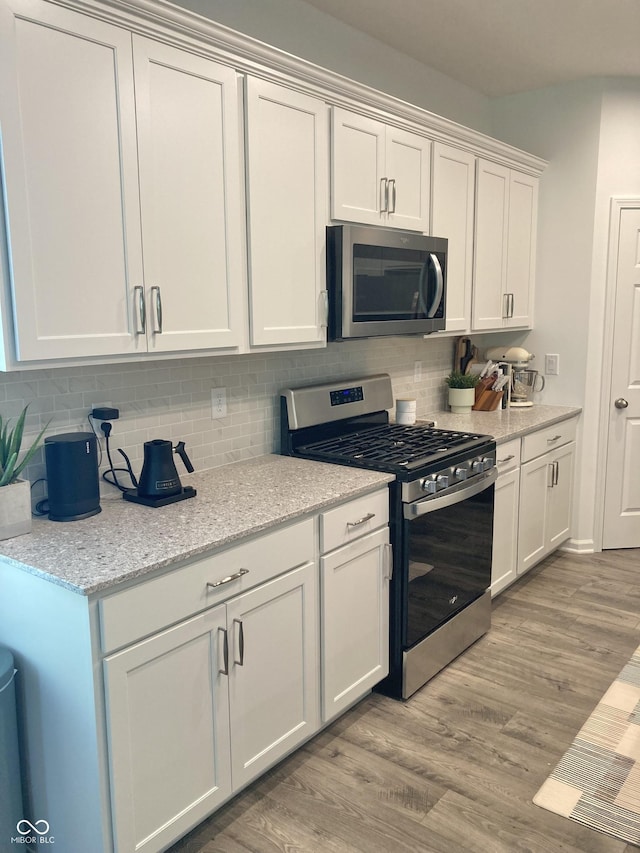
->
[352, 244, 444, 321]
[404, 485, 493, 648]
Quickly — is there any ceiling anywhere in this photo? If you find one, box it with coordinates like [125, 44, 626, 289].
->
[300, 0, 640, 97]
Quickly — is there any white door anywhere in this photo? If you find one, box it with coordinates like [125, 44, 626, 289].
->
[226, 562, 319, 791]
[547, 443, 576, 551]
[385, 127, 431, 232]
[1, 0, 143, 360]
[472, 159, 509, 330]
[505, 171, 537, 328]
[331, 108, 386, 225]
[491, 466, 519, 596]
[517, 453, 550, 575]
[245, 77, 328, 346]
[133, 37, 244, 353]
[104, 607, 232, 853]
[320, 527, 390, 722]
[431, 143, 475, 332]
[603, 205, 640, 547]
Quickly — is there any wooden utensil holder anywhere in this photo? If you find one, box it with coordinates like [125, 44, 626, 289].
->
[473, 385, 503, 411]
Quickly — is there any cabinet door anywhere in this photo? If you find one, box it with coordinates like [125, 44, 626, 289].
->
[104, 607, 231, 853]
[431, 143, 475, 332]
[133, 37, 244, 353]
[547, 442, 575, 550]
[331, 108, 386, 225]
[226, 562, 319, 790]
[506, 171, 537, 328]
[246, 78, 328, 346]
[321, 527, 390, 722]
[385, 127, 431, 231]
[472, 159, 509, 331]
[0, 0, 143, 360]
[517, 452, 550, 575]
[491, 467, 520, 596]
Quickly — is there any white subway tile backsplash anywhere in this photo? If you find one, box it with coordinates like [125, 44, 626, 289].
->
[6, 336, 457, 503]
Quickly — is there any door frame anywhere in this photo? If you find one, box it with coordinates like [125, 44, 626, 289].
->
[596, 196, 640, 550]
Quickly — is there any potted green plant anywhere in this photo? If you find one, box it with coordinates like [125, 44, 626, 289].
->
[444, 371, 479, 413]
[0, 405, 49, 540]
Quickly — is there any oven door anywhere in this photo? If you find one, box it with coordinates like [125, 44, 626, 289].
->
[401, 469, 496, 649]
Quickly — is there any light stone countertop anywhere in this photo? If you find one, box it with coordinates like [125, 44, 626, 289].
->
[0, 405, 580, 596]
[425, 404, 581, 443]
[0, 455, 393, 596]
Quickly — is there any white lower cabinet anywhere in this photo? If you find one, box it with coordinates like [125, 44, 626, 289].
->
[491, 438, 521, 597]
[320, 526, 390, 722]
[99, 489, 390, 852]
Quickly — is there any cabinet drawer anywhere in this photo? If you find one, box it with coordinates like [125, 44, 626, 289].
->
[99, 518, 314, 653]
[521, 417, 578, 463]
[320, 488, 389, 554]
[495, 437, 521, 474]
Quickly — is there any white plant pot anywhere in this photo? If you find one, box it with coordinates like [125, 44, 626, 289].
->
[448, 387, 475, 414]
[0, 478, 32, 540]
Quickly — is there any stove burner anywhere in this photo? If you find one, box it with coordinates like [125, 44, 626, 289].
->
[296, 423, 489, 474]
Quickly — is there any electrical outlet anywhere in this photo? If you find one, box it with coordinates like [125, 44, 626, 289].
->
[211, 387, 227, 418]
[414, 361, 423, 382]
[89, 401, 113, 429]
[544, 354, 560, 376]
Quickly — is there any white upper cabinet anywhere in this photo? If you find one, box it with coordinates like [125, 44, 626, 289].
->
[244, 77, 328, 347]
[431, 142, 476, 333]
[0, 0, 244, 362]
[472, 159, 538, 331]
[331, 108, 430, 231]
[132, 36, 244, 353]
[0, 0, 142, 361]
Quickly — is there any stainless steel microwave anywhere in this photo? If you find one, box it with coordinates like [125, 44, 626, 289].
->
[327, 224, 447, 341]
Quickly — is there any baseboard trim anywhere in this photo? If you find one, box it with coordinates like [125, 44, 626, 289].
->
[560, 538, 595, 554]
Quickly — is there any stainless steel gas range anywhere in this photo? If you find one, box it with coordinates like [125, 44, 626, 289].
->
[280, 373, 496, 700]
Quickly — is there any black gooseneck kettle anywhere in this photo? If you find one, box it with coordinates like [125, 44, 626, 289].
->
[122, 439, 197, 507]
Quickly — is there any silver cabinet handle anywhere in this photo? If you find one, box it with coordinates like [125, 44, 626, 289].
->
[380, 177, 389, 213]
[547, 462, 555, 488]
[206, 568, 249, 589]
[497, 454, 515, 464]
[347, 512, 376, 529]
[151, 285, 163, 333]
[134, 285, 146, 334]
[509, 293, 515, 318]
[384, 542, 393, 581]
[546, 434, 562, 444]
[615, 398, 629, 409]
[503, 292, 510, 319]
[388, 178, 396, 213]
[219, 627, 229, 675]
[233, 619, 245, 666]
[553, 460, 559, 486]
[319, 289, 329, 329]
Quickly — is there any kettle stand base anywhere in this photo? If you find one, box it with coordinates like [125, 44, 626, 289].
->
[123, 486, 197, 508]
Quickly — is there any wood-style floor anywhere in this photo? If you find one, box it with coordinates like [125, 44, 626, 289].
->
[169, 548, 640, 853]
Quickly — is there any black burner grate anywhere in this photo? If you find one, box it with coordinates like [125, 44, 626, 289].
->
[297, 424, 488, 472]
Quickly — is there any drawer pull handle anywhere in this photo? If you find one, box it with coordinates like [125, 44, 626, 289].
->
[547, 434, 562, 443]
[347, 512, 376, 529]
[207, 568, 249, 589]
[219, 627, 229, 675]
[234, 619, 245, 666]
[498, 454, 515, 463]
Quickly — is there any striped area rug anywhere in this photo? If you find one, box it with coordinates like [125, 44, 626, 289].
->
[533, 644, 640, 845]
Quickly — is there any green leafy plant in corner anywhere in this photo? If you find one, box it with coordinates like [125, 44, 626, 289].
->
[444, 371, 480, 389]
[0, 405, 50, 487]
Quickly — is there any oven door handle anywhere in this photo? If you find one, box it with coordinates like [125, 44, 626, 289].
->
[404, 468, 497, 519]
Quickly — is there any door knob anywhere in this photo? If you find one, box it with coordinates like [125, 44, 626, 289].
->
[615, 398, 629, 409]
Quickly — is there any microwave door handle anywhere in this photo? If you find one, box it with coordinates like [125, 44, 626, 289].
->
[425, 253, 443, 319]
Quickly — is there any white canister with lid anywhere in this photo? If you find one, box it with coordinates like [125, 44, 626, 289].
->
[396, 398, 417, 425]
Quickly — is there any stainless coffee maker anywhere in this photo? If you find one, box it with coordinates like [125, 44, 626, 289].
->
[485, 346, 545, 407]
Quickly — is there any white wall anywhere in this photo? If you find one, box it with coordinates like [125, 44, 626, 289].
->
[170, 0, 493, 133]
[490, 78, 640, 550]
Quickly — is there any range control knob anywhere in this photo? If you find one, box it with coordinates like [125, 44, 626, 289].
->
[435, 474, 449, 489]
[420, 477, 438, 494]
[454, 467, 468, 481]
[471, 459, 484, 474]
[481, 457, 495, 470]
